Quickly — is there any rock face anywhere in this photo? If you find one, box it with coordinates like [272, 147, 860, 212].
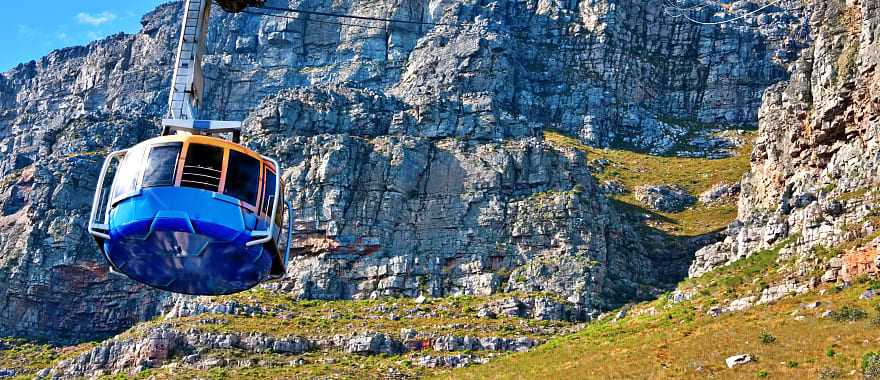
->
[691, 0, 880, 275]
[634, 185, 696, 213]
[248, 133, 685, 311]
[0, 0, 809, 342]
[699, 182, 742, 205]
[44, 325, 536, 378]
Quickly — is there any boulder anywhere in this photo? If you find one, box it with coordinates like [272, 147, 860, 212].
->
[725, 354, 752, 368]
[699, 182, 741, 204]
[634, 185, 696, 212]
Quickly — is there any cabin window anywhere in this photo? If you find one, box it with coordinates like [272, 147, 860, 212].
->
[261, 169, 277, 215]
[181, 143, 223, 191]
[142, 143, 182, 187]
[274, 182, 285, 227]
[111, 145, 145, 202]
[224, 150, 261, 206]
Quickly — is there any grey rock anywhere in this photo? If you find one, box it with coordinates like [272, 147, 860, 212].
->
[723, 296, 757, 313]
[479, 297, 585, 322]
[758, 282, 810, 304]
[344, 334, 405, 356]
[695, 0, 880, 279]
[476, 308, 497, 319]
[417, 354, 489, 369]
[635, 185, 696, 212]
[600, 179, 627, 195]
[670, 289, 695, 304]
[699, 182, 742, 205]
[821, 269, 839, 283]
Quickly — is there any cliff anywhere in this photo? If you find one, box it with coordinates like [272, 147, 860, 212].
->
[0, 0, 806, 347]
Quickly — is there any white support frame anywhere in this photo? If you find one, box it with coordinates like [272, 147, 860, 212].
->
[168, 0, 211, 121]
[88, 149, 128, 240]
[246, 156, 283, 247]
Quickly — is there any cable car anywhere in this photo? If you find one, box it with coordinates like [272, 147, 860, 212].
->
[86, 0, 291, 295]
[88, 132, 292, 295]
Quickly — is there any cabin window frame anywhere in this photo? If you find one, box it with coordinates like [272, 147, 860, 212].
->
[179, 142, 225, 192]
[141, 142, 183, 188]
[222, 149, 263, 210]
[109, 145, 146, 205]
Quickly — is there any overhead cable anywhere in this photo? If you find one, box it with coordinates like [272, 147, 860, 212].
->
[665, 0, 788, 25]
[241, 9, 390, 30]
[254, 4, 461, 27]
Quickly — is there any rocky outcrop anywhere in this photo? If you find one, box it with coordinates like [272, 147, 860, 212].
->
[246, 133, 685, 312]
[0, 115, 168, 343]
[43, 325, 537, 379]
[634, 184, 696, 212]
[476, 296, 587, 321]
[699, 182, 742, 205]
[692, 0, 880, 275]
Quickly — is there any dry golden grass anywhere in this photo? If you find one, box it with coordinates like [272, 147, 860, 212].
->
[543, 130, 753, 236]
[442, 283, 880, 380]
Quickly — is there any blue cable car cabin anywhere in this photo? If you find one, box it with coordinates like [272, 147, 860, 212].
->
[88, 134, 292, 295]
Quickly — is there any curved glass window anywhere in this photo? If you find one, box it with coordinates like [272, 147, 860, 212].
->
[110, 145, 145, 202]
[181, 143, 223, 191]
[224, 150, 261, 206]
[274, 182, 285, 227]
[261, 169, 276, 215]
[142, 143, 182, 187]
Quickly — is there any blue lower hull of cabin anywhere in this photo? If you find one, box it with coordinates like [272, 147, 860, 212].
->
[104, 187, 274, 295]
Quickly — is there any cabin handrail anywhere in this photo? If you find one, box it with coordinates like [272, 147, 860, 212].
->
[246, 156, 282, 247]
[88, 149, 128, 240]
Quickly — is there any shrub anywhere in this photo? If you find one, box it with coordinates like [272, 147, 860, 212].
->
[759, 331, 777, 344]
[863, 352, 880, 379]
[786, 360, 798, 368]
[830, 306, 868, 322]
[826, 347, 837, 357]
[756, 370, 769, 378]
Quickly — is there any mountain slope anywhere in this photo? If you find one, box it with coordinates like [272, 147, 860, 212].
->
[0, 0, 806, 344]
[5, 0, 872, 378]
[451, 0, 880, 377]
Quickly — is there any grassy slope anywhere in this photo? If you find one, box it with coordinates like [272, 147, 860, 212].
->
[3, 292, 579, 380]
[544, 130, 753, 236]
[443, 285, 879, 379]
[444, 238, 880, 379]
[156, 290, 573, 340]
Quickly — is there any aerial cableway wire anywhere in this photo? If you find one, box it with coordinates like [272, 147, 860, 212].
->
[252, 4, 464, 27]
[241, 9, 392, 30]
[663, 0, 794, 25]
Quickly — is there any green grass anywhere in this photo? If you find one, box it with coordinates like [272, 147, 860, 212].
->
[443, 272, 880, 380]
[164, 292, 571, 340]
[98, 350, 446, 380]
[679, 235, 799, 303]
[544, 130, 753, 236]
[836, 188, 873, 202]
[16, 291, 579, 380]
[0, 338, 96, 379]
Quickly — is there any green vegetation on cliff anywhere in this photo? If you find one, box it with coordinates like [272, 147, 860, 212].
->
[544, 130, 753, 236]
